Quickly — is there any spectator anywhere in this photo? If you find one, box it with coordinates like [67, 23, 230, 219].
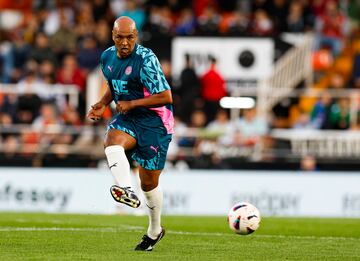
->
[219, 11, 236, 35]
[23, 15, 40, 45]
[56, 54, 86, 92]
[234, 108, 268, 146]
[206, 109, 231, 133]
[347, 0, 360, 29]
[76, 35, 102, 73]
[175, 8, 196, 36]
[29, 31, 58, 66]
[206, 109, 234, 146]
[7, 30, 31, 83]
[17, 62, 53, 100]
[193, 0, 216, 17]
[200, 56, 226, 123]
[1, 135, 19, 159]
[328, 97, 351, 129]
[32, 102, 63, 147]
[16, 93, 42, 124]
[145, 6, 173, 37]
[293, 111, 313, 129]
[75, 1, 96, 40]
[0, 94, 17, 123]
[227, 11, 249, 36]
[16, 69, 44, 124]
[39, 59, 56, 83]
[300, 154, 318, 171]
[190, 110, 207, 129]
[0, 111, 14, 140]
[0, 40, 14, 83]
[95, 19, 113, 49]
[176, 54, 201, 123]
[32, 102, 62, 130]
[310, 92, 333, 129]
[310, 0, 328, 17]
[50, 12, 77, 61]
[197, 6, 220, 36]
[43, 3, 75, 36]
[315, 0, 348, 57]
[56, 54, 86, 115]
[349, 53, 360, 88]
[267, 0, 288, 33]
[250, 9, 274, 36]
[287, 1, 306, 33]
[328, 72, 346, 89]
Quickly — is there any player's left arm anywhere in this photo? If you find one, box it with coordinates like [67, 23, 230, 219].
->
[116, 90, 172, 114]
[116, 53, 173, 114]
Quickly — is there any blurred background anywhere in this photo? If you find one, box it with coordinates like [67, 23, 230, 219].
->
[0, 0, 360, 217]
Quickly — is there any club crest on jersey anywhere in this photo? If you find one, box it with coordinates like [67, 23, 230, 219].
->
[125, 66, 132, 75]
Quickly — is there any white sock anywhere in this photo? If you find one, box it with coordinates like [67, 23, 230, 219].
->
[104, 145, 132, 188]
[143, 186, 163, 239]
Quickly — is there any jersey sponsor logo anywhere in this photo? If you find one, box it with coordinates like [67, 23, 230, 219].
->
[112, 79, 129, 94]
[125, 66, 132, 75]
[107, 65, 113, 72]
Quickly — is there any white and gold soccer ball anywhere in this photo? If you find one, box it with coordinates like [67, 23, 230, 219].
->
[227, 202, 261, 235]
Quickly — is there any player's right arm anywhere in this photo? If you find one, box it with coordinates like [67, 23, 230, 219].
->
[87, 80, 113, 121]
[87, 51, 114, 121]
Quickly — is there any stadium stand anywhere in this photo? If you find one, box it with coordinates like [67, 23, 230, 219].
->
[1, 0, 360, 170]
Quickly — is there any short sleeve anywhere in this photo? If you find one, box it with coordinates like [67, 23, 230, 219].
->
[100, 52, 105, 75]
[100, 51, 111, 85]
[140, 54, 170, 94]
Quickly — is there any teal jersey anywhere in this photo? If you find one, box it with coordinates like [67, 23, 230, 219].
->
[100, 44, 174, 134]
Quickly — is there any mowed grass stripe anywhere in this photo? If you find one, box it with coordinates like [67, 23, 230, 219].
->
[1, 226, 360, 242]
[0, 213, 359, 260]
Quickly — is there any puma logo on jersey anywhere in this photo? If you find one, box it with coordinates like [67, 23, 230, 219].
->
[107, 65, 113, 72]
[150, 146, 159, 153]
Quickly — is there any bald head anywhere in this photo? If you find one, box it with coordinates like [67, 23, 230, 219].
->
[113, 16, 137, 34]
[112, 16, 138, 58]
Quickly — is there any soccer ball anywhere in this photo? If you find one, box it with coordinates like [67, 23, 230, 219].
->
[227, 202, 261, 235]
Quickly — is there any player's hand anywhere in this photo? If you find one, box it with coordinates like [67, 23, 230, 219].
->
[87, 102, 106, 121]
[116, 101, 134, 114]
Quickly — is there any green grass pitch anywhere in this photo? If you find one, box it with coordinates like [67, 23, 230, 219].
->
[0, 213, 359, 260]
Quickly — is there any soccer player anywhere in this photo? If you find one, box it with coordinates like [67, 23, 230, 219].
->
[87, 16, 174, 251]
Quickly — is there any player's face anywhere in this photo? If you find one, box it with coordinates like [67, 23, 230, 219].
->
[112, 28, 138, 58]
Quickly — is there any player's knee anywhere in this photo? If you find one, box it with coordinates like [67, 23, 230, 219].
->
[104, 132, 124, 148]
[103, 138, 114, 148]
[141, 179, 158, 192]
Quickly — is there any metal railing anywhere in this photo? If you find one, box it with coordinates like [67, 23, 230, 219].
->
[257, 33, 314, 118]
[2, 122, 360, 160]
[0, 83, 80, 108]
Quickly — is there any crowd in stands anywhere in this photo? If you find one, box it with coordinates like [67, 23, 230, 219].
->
[0, 0, 360, 169]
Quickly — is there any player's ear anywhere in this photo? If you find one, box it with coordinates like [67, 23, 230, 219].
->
[112, 30, 116, 41]
[134, 29, 138, 39]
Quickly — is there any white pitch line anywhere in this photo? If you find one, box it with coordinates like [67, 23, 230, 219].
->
[0, 226, 359, 242]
